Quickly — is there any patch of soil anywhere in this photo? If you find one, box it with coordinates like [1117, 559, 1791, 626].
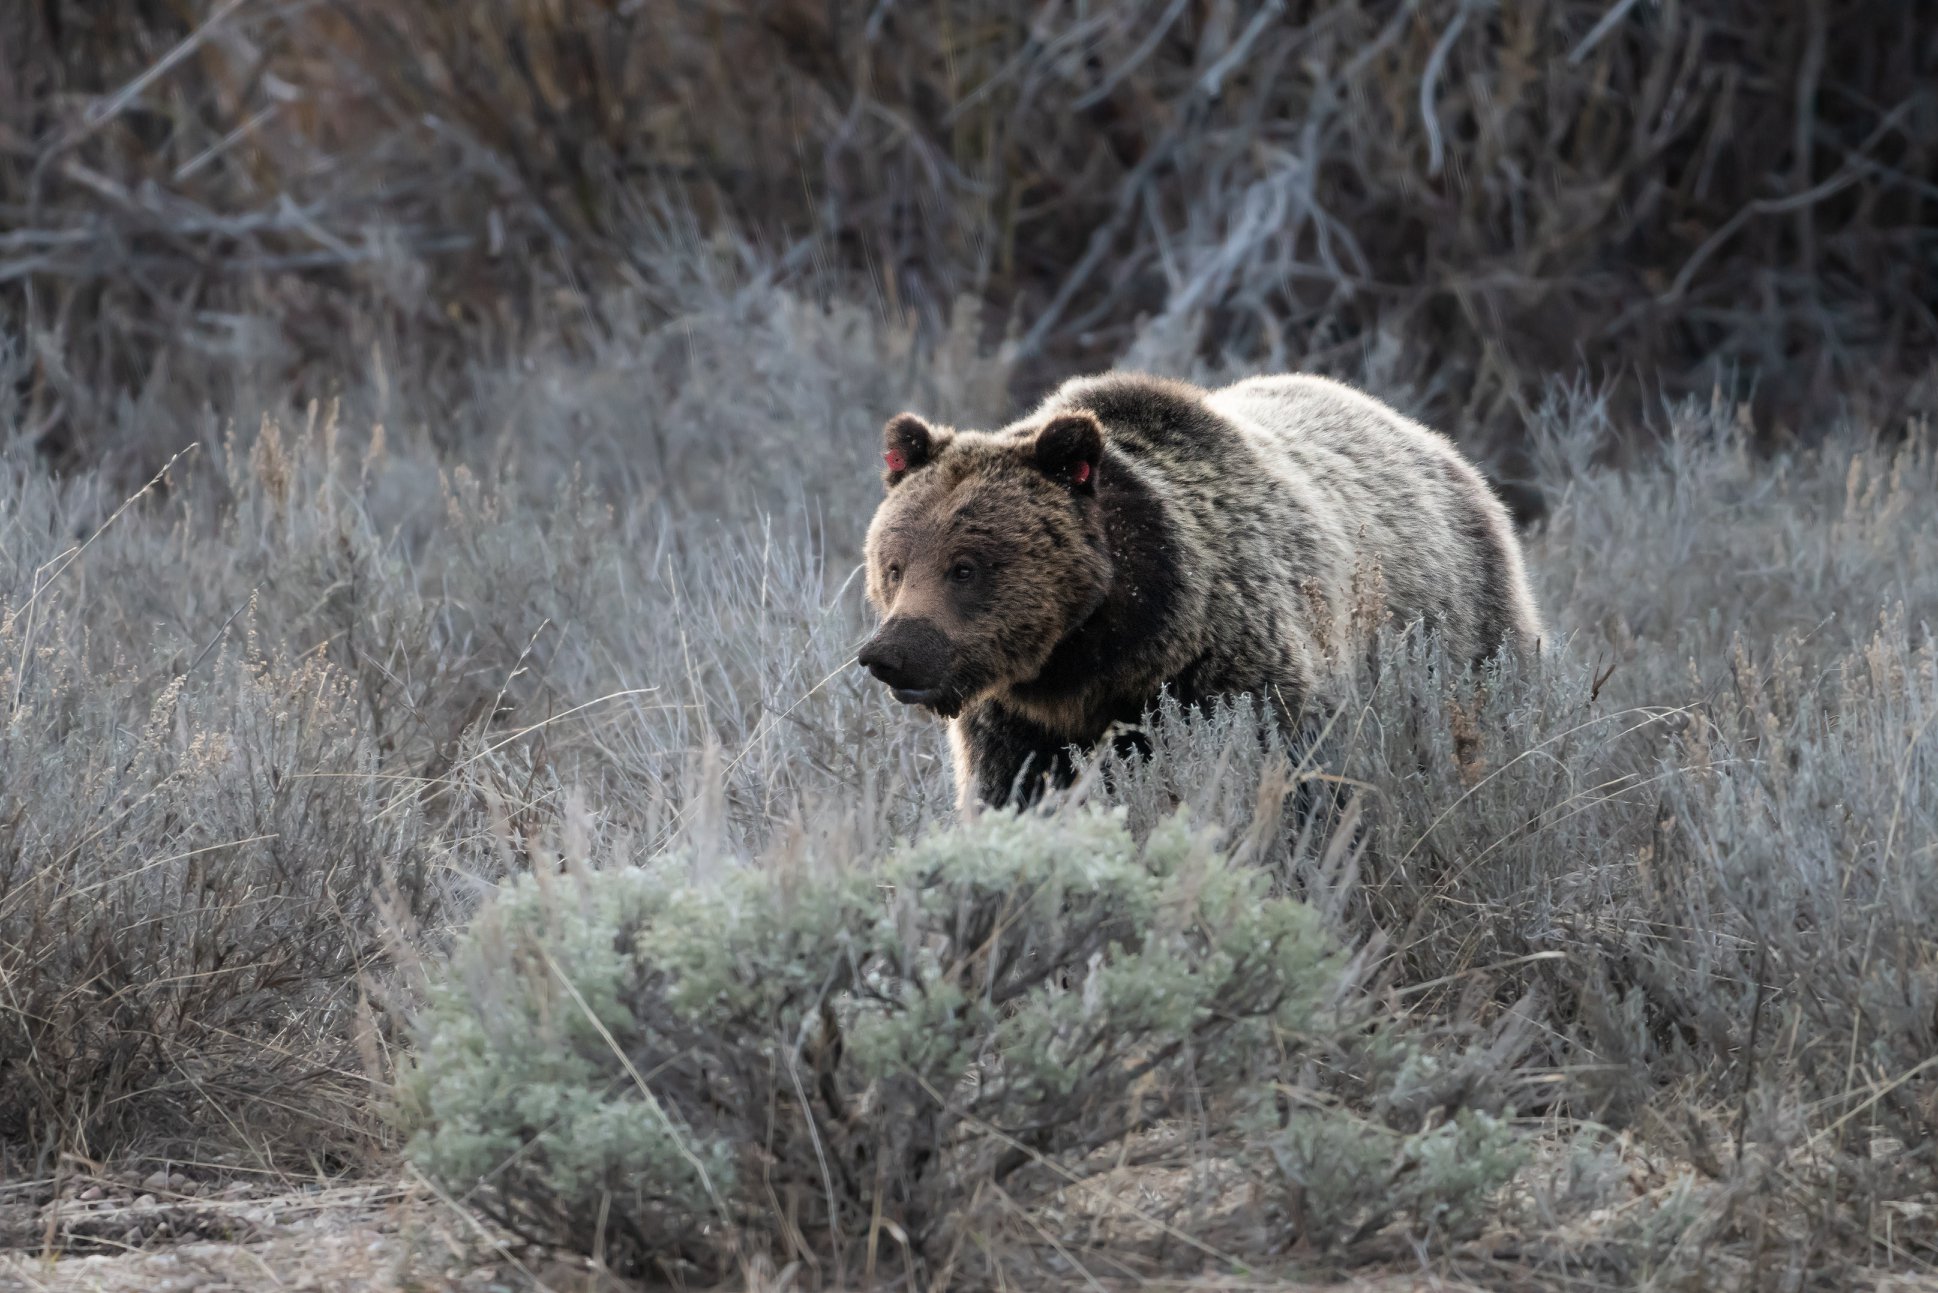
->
[0, 1176, 548, 1293]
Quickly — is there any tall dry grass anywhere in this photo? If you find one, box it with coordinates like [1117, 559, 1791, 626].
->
[3, 254, 1936, 1280]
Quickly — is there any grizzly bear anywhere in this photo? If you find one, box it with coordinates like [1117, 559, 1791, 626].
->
[857, 372, 1544, 811]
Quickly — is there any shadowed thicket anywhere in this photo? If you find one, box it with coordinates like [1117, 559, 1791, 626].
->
[6, 246, 1935, 1280]
[4, 1, 1934, 472]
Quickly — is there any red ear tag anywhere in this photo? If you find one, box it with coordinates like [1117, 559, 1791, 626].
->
[884, 449, 908, 472]
[1071, 460, 1092, 486]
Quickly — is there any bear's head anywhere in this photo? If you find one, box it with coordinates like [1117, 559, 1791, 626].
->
[858, 409, 1113, 718]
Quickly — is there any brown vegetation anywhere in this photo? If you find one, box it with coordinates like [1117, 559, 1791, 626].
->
[5, 1, 1935, 473]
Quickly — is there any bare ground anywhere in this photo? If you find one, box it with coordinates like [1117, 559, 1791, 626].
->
[8, 1153, 1936, 1293]
[0, 1165, 1537, 1292]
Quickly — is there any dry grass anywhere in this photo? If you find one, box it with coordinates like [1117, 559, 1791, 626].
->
[2, 252, 1936, 1285]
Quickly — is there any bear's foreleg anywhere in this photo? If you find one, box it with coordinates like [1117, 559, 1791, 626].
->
[951, 701, 1077, 812]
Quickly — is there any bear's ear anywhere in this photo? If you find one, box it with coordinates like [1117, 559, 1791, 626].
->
[1030, 412, 1103, 495]
[881, 413, 949, 489]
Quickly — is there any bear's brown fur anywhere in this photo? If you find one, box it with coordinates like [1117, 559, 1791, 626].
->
[858, 371, 1543, 810]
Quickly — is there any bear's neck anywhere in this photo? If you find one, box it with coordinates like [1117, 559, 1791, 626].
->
[1001, 451, 1186, 739]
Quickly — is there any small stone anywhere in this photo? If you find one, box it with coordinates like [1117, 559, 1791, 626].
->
[135, 1193, 158, 1209]
[122, 1225, 144, 1246]
[142, 1169, 172, 1192]
[217, 1181, 252, 1200]
[79, 1185, 104, 1201]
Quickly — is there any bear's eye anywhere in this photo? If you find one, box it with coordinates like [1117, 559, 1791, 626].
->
[886, 563, 902, 583]
[948, 560, 977, 584]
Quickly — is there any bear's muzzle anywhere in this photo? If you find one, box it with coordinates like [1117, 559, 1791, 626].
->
[857, 617, 954, 708]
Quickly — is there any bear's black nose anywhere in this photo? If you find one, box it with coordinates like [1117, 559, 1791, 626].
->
[857, 618, 951, 704]
[856, 638, 926, 690]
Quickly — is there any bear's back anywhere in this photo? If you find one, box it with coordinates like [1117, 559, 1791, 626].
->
[1043, 371, 1455, 477]
[1205, 374, 1446, 461]
[1039, 369, 1541, 662]
[1034, 373, 1245, 464]
[1206, 373, 1544, 659]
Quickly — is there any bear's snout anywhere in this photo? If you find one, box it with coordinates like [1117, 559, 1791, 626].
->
[858, 618, 953, 706]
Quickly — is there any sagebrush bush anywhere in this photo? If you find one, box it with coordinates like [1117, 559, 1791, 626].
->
[406, 806, 1375, 1278]
[0, 612, 438, 1160]
[1262, 1104, 1524, 1250]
